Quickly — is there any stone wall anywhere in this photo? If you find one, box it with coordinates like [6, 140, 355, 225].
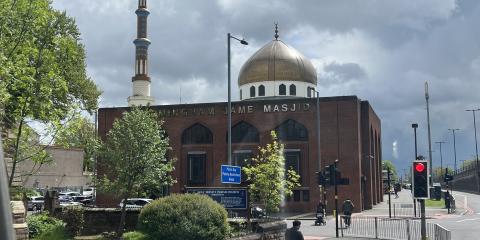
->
[448, 168, 480, 194]
[81, 208, 140, 235]
[230, 221, 287, 240]
[11, 201, 28, 240]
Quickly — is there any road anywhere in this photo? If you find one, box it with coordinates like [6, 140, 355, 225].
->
[430, 191, 480, 240]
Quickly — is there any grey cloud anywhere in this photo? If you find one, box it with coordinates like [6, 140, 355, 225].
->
[52, 0, 480, 172]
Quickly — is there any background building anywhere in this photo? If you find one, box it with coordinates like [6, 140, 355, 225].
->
[97, 0, 383, 213]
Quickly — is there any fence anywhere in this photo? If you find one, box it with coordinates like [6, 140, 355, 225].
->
[391, 202, 421, 218]
[340, 216, 451, 240]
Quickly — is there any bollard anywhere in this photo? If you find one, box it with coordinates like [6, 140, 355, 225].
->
[406, 219, 411, 240]
[374, 217, 378, 239]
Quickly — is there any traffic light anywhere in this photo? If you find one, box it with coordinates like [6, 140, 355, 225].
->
[316, 171, 325, 186]
[323, 165, 331, 187]
[412, 160, 429, 199]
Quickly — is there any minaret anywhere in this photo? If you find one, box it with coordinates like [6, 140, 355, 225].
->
[128, 0, 154, 106]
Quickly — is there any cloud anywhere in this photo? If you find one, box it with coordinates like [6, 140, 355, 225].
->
[51, 0, 480, 172]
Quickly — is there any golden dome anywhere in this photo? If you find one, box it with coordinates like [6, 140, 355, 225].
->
[238, 40, 317, 86]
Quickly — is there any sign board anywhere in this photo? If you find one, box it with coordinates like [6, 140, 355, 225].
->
[186, 187, 248, 209]
[221, 165, 241, 184]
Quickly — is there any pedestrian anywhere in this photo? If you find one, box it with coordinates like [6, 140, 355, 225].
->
[342, 198, 354, 227]
[285, 220, 304, 240]
[316, 201, 325, 214]
[394, 184, 399, 198]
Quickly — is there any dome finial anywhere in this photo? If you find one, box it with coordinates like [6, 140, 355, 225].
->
[274, 22, 279, 40]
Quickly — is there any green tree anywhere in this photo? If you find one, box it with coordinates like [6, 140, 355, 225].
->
[243, 131, 300, 214]
[54, 114, 98, 172]
[432, 166, 454, 183]
[382, 160, 398, 181]
[0, 0, 101, 186]
[98, 107, 175, 237]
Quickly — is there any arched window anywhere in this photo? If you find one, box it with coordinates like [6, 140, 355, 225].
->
[289, 84, 296, 96]
[250, 86, 255, 97]
[307, 87, 311, 97]
[279, 84, 286, 95]
[182, 123, 213, 144]
[231, 121, 259, 143]
[240, 89, 242, 100]
[275, 119, 308, 141]
[259, 85, 265, 96]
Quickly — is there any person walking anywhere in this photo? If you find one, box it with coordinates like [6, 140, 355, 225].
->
[285, 220, 304, 240]
[342, 199, 354, 227]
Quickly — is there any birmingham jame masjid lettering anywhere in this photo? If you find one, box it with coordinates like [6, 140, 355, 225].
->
[157, 103, 311, 118]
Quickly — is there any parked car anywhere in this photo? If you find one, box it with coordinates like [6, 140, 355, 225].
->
[83, 187, 95, 196]
[118, 198, 152, 209]
[27, 196, 45, 211]
[59, 191, 81, 198]
[59, 201, 82, 207]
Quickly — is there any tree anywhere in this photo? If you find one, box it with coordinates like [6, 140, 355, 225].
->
[54, 114, 98, 172]
[432, 166, 453, 183]
[98, 107, 175, 237]
[382, 160, 398, 181]
[243, 131, 300, 214]
[0, 0, 101, 186]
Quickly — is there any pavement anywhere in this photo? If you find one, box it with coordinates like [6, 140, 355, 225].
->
[276, 189, 460, 239]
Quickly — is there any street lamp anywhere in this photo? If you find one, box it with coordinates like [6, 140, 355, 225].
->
[448, 128, 460, 173]
[310, 88, 323, 204]
[227, 33, 248, 166]
[466, 109, 480, 170]
[435, 141, 446, 179]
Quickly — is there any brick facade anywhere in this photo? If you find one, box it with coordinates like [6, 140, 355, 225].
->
[97, 96, 381, 213]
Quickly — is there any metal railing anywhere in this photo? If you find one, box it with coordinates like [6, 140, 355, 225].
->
[391, 203, 422, 218]
[340, 216, 451, 240]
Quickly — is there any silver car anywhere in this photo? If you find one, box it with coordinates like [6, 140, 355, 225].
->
[27, 196, 44, 211]
[118, 198, 152, 209]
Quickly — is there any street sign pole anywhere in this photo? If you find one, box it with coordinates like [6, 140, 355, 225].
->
[388, 168, 391, 218]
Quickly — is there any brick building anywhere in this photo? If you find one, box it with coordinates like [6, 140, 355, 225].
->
[97, 0, 383, 213]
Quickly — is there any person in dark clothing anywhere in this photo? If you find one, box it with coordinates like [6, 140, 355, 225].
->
[285, 220, 304, 240]
[342, 199, 354, 227]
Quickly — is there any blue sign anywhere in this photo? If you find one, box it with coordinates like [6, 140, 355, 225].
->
[186, 188, 248, 209]
[221, 165, 241, 184]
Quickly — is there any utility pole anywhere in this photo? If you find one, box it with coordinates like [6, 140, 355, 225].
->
[388, 168, 392, 218]
[334, 159, 339, 238]
[448, 128, 460, 173]
[466, 108, 480, 192]
[425, 82, 434, 185]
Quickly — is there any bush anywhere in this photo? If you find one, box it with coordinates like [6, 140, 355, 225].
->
[27, 213, 68, 239]
[138, 194, 229, 240]
[122, 231, 149, 240]
[10, 186, 40, 200]
[57, 206, 84, 236]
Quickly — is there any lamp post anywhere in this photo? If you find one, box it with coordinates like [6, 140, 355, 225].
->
[310, 88, 324, 205]
[412, 123, 418, 217]
[448, 128, 460, 173]
[227, 33, 248, 166]
[466, 109, 480, 170]
[435, 141, 446, 179]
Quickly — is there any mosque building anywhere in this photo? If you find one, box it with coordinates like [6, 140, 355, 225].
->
[97, 0, 383, 213]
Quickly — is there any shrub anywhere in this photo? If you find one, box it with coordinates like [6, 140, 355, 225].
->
[138, 194, 229, 240]
[27, 213, 67, 239]
[122, 231, 149, 240]
[57, 206, 84, 236]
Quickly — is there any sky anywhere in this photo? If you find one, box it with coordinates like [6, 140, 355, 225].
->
[52, 0, 480, 175]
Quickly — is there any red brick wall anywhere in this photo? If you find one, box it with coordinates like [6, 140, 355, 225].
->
[97, 96, 381, 213]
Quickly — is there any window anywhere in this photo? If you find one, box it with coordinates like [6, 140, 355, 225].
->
[289, 84, 296, 96]
[307, 87, 311, 97]
[293, 190, 301, 202]
[182, 123, 213, 144]
[276, 119, 308, 141]
[259, 85, 265, 96]
[285, 151, 300, 177]
[231, 121, 259, 143]
[302, 190, 310, 202]
[250, 86, 255, 97]
[233, 151, 253, 183]
[188, 154, 206, 184]
[279, 84, 286, 95]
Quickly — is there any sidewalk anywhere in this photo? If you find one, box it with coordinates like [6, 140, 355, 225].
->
[279, 189, 460, 239]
